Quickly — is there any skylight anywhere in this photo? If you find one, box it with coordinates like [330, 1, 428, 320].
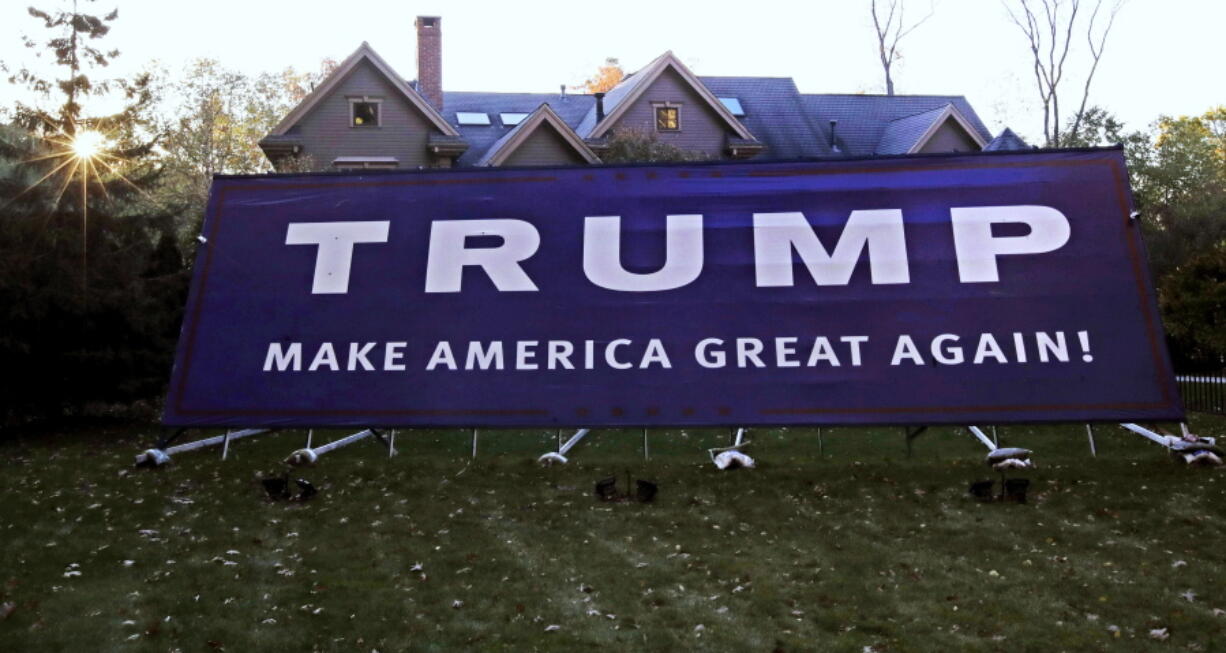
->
[719, 97, 746, 117]
[500, 112, 529, 126]
[456, 112, 491, 126]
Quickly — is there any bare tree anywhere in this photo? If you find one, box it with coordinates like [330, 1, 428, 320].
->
[870, 0, 935, 96]
[1004, 0, 1125, 147]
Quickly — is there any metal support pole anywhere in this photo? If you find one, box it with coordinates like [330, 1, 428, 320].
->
[472, 429, 478, 459]
[138, 429, 270, 467]
[1120, 422, 1171, 447]
[312, 429, 374, 455]
[817, 427, 824, 457]
[556, 429, 562, 451]
[1085, 424, 1097, 457]
[967, 425, 997, 451]
[991, 426, 999, 447]
[221, 430, 232, 461]
[536, 428, 591, 464]
[306, 429, 313, 449]
[388, 429, 397, 458]
[643, 427, 649, 461]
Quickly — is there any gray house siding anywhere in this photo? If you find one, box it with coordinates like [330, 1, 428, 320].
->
[608, 68, 730, 158]
[501, 125, 589, 167]
[917, 120, 981, 154]
[292, 60, 435, 169]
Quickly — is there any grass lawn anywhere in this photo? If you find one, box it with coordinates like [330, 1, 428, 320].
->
[1, 416, 1225, 652]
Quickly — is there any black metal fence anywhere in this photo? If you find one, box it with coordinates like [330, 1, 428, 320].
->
[1178, 371, 1226, 415]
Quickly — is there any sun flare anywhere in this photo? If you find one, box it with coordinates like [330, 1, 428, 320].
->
[71, 130, 107, 160]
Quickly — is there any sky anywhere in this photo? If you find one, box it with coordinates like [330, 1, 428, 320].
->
[1, 0, 1222, 143]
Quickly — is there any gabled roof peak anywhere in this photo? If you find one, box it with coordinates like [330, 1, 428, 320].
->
[268, 41, 459, 138]
[476, 103, 599, 167]
[580, 50, 754, 141]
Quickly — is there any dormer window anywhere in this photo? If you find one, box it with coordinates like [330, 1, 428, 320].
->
[350, 98, 381, 127]
[655, 105, 680, 132]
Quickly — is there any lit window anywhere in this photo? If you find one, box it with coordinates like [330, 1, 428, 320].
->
[655, 106, 679, 131]
[351, 100, 380, 127]
[456, 112, 491, 126]
[500, 112, 529, 126]
[719, 97, 745, 117]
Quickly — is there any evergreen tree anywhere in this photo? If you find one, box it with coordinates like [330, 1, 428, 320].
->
[1, 1, 186, 423]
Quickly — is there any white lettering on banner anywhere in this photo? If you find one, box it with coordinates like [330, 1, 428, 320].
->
[891, 335, 925, 366]
[696, 338, 727, 369]
[584, 215, 704, 291]
[309, 343, 339, 371]
[950, 205, 1071, 283]
[606, 339, 633, 369]
[931, 334, 964, 365]
[425, 219, 540, 293]
[974, 334, 1009, 364]
[286, 206, 1071, 295]
[285, 221, 390, 294]
[753, 210, 910, 287]
[262, 331, 1094, 373]
[348, 343, 376, 371]
[384, 342, 407, 371]
[264, 343, 302, 371]
[548, 341, 575, 369]
[426, 341, 457, 370]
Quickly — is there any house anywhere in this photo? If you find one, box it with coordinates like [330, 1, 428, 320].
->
[259, 16, 1025, 172]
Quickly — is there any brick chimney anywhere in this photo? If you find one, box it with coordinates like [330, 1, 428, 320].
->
[415, 16, 443, 111]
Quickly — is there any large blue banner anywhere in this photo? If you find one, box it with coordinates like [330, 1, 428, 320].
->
[164, 149, 1182, 427]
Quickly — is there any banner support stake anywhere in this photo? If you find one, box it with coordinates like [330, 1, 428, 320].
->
[905, 426, 927, 458]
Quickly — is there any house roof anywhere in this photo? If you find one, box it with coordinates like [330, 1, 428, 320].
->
[440, 86, 998, 164]
[475, 103, 599, 166]
[801, 94, 993, 156]
[264, 41, 1005, 168]
[876, 105, 952, 154]
[698, 76, 834, 159]
[984, 127, 1030, 151]
[575, 51, 757, 142]
[268, 42, 459, 138]
[874, 103, 987, 155]
[441, 91, 596, 167]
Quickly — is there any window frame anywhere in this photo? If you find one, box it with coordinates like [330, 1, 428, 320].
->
[653, 103, 681, 132]
[349, 97, 383, 128]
